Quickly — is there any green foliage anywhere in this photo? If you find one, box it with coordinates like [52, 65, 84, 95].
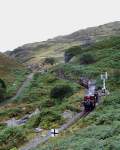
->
[20, 72, 80, 130]
[44, 57, 56, 65]
[80, 53, 96, 64]
[8, 108, 23, 118]
[65, 46, 82, 56]
[111, 69, 120, 85]
[0, 79, 6, 101]
[0, 79, 6, 89]
[2, 36, 120, 150]
[50, 84, 73, 100]
[0, 127, 27, 150]
[27, 109, 64, 129]
[10, 148, 18, 150]
[6, 69, 29, 98]
[64, 46, 82, 63]
[34, 37, 120, 150]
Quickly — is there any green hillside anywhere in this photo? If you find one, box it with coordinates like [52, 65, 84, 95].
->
[0, 53, 28, 98]
[33, 37, 120, 150]
[0, 36, 120, 150]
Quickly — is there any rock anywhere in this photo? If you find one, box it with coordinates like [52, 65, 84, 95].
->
[62, 110, 75, 120]
[64, 52, 74, 63]
[34, 127, 43, 133]
[29, 108, 40, 118]
[5, 118, 18, 127]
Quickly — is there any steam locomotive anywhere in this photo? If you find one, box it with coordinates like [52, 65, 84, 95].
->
[83, 83, 99, 112]
[83, 95, 96, 111]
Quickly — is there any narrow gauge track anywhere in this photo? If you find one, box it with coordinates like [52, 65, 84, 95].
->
[20, 110, 90, 150]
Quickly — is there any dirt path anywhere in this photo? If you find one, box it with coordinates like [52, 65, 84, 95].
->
[0, 73, 34, 106]
[11, 73, 34, 101]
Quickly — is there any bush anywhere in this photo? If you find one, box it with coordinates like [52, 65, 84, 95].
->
[64, 46, 82, 63]
[0, 127, 27, 150]
[111, 69, 120, 85]
[8, 108, 22, 118]
[0, 79, 6, 101]
[50, 84, 73, 100]
[30, 109, 63, 129]
[80, 53, 95, 64]
[44, 57, 55, 65]
[41, 99, 55, 107]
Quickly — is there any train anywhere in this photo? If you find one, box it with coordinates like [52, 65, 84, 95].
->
[83, 95, 96, 111]
[82, 79, 99, 112]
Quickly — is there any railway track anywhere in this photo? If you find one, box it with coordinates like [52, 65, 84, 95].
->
[20, 110, 90, 150]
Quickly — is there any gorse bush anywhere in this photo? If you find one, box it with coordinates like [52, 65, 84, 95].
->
[50, 84, 73, 100]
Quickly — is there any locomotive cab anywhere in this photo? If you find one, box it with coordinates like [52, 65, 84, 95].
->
[83, 95, 95, 111]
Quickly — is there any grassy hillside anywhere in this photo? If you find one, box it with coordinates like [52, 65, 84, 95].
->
[33, 37, 120, 150]
[6, 21, 120, 66]
[0, 36, 120, 150]
[0, 53, 28, 98]
[0, 72, 83, 150]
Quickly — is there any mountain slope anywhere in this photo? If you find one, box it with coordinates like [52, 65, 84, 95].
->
[0, 27, 120, 149]
[6, 21, 120, 66]
[0, 53, 28, 98]
[32, 36, 120, 150]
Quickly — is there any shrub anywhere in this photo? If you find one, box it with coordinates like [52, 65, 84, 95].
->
[0, 79, 6, 89]
[41, 99, 55, 107]
[0, 79, 6, 101]
[44, 57, 56, 65]
[65, 46, 82, 56]
[50, 84, 73, 100]
[30, 109, 63, 129]
[8, 108, 22, 118]
[80, 53, 95, 64]
[0, 127, 27, 150]
[112, 69, 120, 85]
[64, 46, 82, 63]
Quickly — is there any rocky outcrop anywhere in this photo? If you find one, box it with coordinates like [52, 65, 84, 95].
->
[64, 52, 74, 63]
